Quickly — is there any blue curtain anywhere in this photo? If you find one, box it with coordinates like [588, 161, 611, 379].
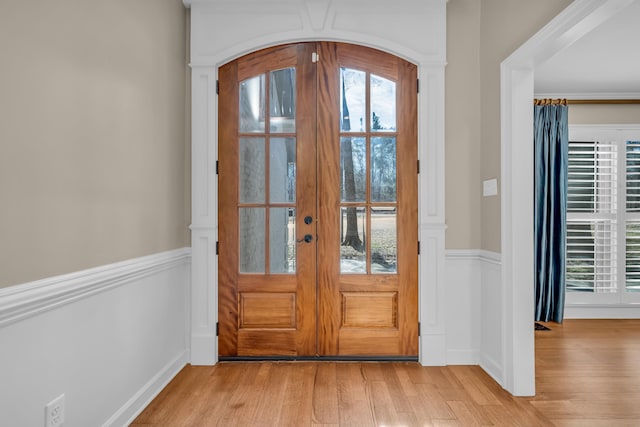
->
[534, 104, 568, 323]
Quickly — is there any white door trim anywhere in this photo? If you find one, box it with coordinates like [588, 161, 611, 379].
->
[186, 0, 448, 366]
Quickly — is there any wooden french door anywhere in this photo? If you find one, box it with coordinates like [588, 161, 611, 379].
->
[218, 42, 418, 358]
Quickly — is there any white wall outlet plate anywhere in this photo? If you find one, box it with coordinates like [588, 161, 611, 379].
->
[45, 394, 65, 427]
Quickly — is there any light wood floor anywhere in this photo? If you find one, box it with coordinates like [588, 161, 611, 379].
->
[131, 319, 640, 426]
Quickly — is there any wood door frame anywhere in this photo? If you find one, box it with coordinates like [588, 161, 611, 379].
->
[188, 0, 447, 371]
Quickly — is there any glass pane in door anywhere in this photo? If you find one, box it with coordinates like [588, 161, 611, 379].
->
[270, 208, 296, 274]
[371, 207, 397, 273]
[340, 68, 365, 132]
[371, 137, 397, 202]
[340, 206, 367, 273]
[370, 74, 396, 131]
[270, 68, 296, 133]
[239, 137, 265, 203]
[239, 208, 266, 273]
[340, 137, 366, 202]
[270, 137, 296, 203]
[240, 75, 265, 133]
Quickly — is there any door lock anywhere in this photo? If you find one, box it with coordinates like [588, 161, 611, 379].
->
[297, 234, 314, 243]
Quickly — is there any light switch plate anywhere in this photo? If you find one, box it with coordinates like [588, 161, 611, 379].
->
[483, 178, 498, 196]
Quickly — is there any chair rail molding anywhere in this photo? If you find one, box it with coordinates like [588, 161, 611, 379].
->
[186, 0, 448, 366]
[0, 248, 191, 328]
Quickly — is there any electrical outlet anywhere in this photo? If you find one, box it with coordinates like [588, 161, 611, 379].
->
[45, 394, 65, 427]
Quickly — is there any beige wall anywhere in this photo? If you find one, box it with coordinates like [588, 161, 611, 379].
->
[445, 0, 482, 249]
[478, 0, 573, 252]
[444, 0, 573, 251]
[0, 0, 189, 287]
[569, 104, 640, 124]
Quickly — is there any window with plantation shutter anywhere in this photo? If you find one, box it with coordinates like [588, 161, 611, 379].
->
[566, 126, 640, 305]
[566, 139, 617, 292]
[626, 140, 640, 292]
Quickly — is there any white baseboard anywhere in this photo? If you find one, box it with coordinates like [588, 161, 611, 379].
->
[447, 349, 479, 365]
[191, 333, 218, 365]
[106, 351, 188, 427]
[565, 304, 640, 319]
[479, 353, 504, 388]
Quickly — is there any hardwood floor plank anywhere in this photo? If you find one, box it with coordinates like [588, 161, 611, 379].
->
[551, 420, 640, 427]
[335, 363, 375, 425]
[415, 383, 457, 420]
[392, 362, 420, 397]
[135, 365, 220, 426]
[311, 362, 340, 425]
[531, 399, 640, 419]
[277, 363, 316, 427]
[445, 401, 482, 426]
[368, 378, 400, 425]
[186, 367, 236, 426]
[215, 363, 273, 426]
[431, 420, 464, 427]
[360, 362, 385, 381]
[407, 395, 441, 425]
[215, 384, 261, 427]
[449, 365, 502, 406]
[251, 364, 291, 426]
[379, 362, 414, 414]
[131, 365, 193, 424]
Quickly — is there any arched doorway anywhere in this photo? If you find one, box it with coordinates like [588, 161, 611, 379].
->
[187, 0, 446, 367]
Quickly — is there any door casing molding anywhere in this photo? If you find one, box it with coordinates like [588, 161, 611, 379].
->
[186, 0, 447, 366]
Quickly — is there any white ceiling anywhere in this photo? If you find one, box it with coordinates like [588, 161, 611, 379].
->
[534, 0, 640, 98]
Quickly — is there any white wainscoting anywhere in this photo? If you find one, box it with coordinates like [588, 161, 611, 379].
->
[478, 251, 504, 387]
[445, 250, 504, 386]
[445, 250, 481, 364]
[0, 248, 191, 427]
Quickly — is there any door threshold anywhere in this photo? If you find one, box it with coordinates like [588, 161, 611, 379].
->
[219, 356, 419, 362]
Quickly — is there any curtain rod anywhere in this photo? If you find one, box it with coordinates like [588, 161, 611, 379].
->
[534, 98, 640, 105]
